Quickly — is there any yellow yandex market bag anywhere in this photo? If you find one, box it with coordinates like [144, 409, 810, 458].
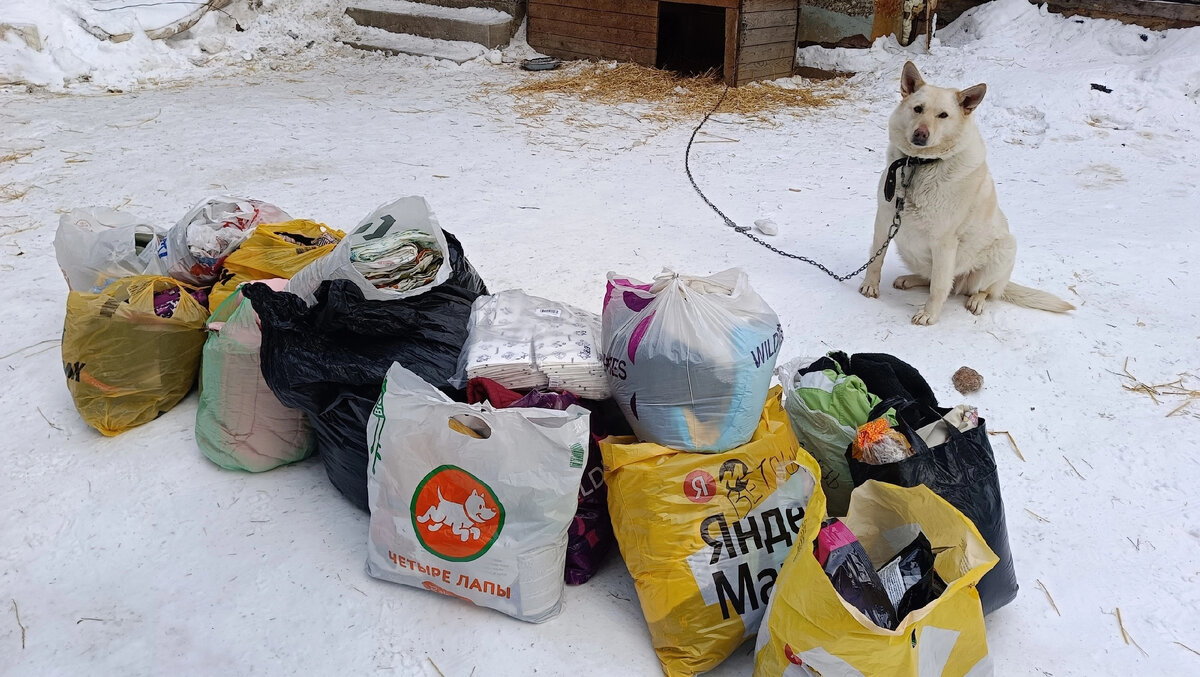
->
[753, 481, 998, 677]
[208, 219, 344, 310]
[601, 386, 825, 677]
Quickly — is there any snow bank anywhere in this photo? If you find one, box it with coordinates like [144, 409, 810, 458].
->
[797, 0, 1200, 138]
[0, 0, 352, 91]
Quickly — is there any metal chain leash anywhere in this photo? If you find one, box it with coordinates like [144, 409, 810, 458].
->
[684, 84, 916, 282]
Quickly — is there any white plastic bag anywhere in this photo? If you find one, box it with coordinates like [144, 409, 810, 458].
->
[601, 268, 783, 452]
[166, 196, 291, 286]
[54, 208, 167, 292]
[366, 362, 590, 622]
[286, 196, 451, 304]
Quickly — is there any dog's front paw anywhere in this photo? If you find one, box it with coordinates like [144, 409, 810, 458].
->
[859, 279, 880, 298]
[911, 308, 940, 325]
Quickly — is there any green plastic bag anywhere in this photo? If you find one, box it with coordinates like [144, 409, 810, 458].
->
[195, 280, 313, 471]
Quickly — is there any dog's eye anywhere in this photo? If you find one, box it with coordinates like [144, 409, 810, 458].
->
[937, 112, 949, 119]
[914, 105, 924, 114]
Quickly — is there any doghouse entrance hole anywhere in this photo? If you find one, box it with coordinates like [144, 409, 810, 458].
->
[657, 3, 726, 77]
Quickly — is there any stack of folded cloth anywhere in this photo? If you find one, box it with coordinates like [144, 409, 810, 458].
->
[460, 290, 610, 399]
[350, 228, 443, 292]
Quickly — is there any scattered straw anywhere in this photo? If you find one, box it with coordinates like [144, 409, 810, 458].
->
[1108, 607, 1147, 656]
[1117, 357, 1199, 417]
[1036, 579, 1061, 616]
[1025, 508, 1051, 523]
[988, 430, 1025, 461]
[0, 184, 30, 202]
[1175, 641, 1200, 658]
[427, 658, 446, 677]
[0, 148, 36, 165]
[1063, 455, 1087, 480]
[501, 62, 847, 124]
[11, 599, 25, 649]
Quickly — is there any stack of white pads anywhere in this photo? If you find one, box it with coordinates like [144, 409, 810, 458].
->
[455, 290, 610, 399]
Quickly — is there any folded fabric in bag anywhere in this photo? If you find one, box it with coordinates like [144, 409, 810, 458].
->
[195, 279, 313, 472]
[54, 208, 168, 293]
[454, 290, 611, 399]
[244, 229, 487, 510]
[465, 377, 621, 585]
[208, 220, 344, 311]
[286, 196, 456, 304]
[601, 269, 783, 452]
[753, 481, 997, 677]
[62, 275, 207, 435]
[366, 363, 590, 622]
[847, 398, 1019, 615]
[601, 387, 822, 677]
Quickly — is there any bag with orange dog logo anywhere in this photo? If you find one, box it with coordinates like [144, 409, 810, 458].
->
[365, 362, 590, 622]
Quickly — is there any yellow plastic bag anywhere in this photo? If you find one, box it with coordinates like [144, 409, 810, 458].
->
[208, 220, 344, 310]
[753, 481, 998, 677]
[601, 387, 825, 677]
[62, 276, 208, 436]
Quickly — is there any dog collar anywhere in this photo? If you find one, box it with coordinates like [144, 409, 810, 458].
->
[883, 156, 939, 202]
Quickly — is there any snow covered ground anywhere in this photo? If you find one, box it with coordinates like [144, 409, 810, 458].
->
[2, 0, 1200, 675]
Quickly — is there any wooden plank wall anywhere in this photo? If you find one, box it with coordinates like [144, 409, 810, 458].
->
[737, 0, 800, 85]
[527, 0, 659, 66]
[527, 0, 802, 86]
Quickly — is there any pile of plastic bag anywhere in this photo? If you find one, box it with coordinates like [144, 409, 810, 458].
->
[54, 196, 295, 437]
[781, 350, 1018, 615]
[51, 195, 1026, 671]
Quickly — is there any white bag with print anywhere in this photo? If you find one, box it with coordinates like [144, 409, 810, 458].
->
[365, 362, 589, 623]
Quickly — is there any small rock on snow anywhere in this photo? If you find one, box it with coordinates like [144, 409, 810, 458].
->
[754, 219, 779, 236]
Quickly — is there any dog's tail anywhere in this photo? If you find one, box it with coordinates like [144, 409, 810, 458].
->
[1003, 282, 1075, 313]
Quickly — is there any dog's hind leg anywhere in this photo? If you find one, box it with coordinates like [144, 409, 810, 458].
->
[893, 274, 929, 289]
[965, 238, 1015, 315]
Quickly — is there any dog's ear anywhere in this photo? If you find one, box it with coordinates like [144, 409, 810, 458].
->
[958, 83, 987, 114]
[901, 61, 924, 97]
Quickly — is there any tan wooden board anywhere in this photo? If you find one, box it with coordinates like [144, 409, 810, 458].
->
[529, 16, 658, 47]
[742, 24, 797, 46]
[738, 40, 794, 65]
[742, 0, 801, 12]
[527, 0, 657, 17]
[742, 8, 799, 28]
[736, 55, 795, 84]
[528, 4, 659, 31]
[527, 33, 656, 64]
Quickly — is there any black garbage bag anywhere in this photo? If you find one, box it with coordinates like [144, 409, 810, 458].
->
[242, 231, 487, 511]
[846, 398, 1018, 615]
[816, 518, 896, 630]
[876, 532, 947, 621]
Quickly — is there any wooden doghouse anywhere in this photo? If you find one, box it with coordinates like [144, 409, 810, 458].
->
[527, 1, 801, 86]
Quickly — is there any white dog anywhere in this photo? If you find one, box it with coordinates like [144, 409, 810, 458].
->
[859, 61, 1074, 325]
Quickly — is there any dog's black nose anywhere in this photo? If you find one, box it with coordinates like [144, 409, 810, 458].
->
[912, 129, 929, 146]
